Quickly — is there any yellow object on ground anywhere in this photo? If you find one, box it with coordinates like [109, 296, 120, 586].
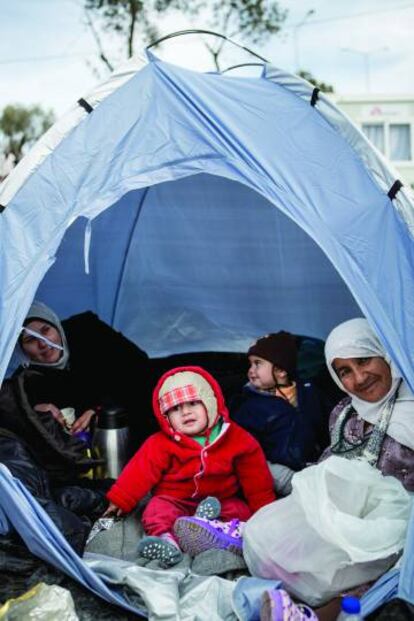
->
[0, 582, 78, 620]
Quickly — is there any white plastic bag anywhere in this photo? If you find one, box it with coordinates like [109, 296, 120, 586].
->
[243, 456, 412, 607]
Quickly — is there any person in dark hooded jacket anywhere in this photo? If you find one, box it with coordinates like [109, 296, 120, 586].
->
[15, 301, 154, 445]
[0, 299, 151, 553]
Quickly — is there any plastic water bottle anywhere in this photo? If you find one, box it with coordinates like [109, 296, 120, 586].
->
[337, 596, 363, 620]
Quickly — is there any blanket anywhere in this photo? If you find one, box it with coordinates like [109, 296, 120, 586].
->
[85, 504, 248, 579]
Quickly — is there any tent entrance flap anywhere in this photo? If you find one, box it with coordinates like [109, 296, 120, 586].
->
[36, 173, 361, 357]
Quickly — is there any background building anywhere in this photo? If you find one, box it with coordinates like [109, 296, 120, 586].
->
[336, 94, 414, 190]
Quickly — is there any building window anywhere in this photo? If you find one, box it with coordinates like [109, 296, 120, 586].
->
[389, 124, 411, 161]
[361, 123, 385, 154]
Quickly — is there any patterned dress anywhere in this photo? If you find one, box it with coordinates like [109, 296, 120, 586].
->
[320, 397, 414, 491]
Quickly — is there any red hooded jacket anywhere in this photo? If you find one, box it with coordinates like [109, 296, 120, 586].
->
[107, 366, 275, 513]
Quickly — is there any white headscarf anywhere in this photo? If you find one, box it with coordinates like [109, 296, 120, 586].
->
[325, 317, 414, 451]
[19, 301, 70, 370]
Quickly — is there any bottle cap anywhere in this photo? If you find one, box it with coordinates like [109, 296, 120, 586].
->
[341, 596, 361, 614]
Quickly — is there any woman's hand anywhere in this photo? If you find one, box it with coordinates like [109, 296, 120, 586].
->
[34, 403, 66, 428]
[71, 409, 96, 434]
[102, 502, 124, 518]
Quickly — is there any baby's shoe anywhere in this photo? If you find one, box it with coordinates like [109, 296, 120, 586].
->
[173, 516, 243, 556]
[137, 533, 183, 568]
[260, 589, 317, 621]
[194, 496, 221, 520]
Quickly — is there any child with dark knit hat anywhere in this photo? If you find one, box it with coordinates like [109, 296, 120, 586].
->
[231, 332, 326, 496]
[104, 365, 275, 566]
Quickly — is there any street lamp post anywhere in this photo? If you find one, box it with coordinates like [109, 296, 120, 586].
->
[341, 47, 388, 92]
[293, 9, 315, 72]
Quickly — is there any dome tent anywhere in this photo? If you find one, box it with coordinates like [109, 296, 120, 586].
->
[1, 49, 414, 388]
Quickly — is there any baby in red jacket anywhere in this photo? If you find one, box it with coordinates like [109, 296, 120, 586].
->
[105, 366, 275, 566]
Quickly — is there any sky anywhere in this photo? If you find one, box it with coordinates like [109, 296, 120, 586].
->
[1, 0, 414, 116]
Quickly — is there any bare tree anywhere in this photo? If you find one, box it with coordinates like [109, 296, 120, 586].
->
[185, 0, 288, 71]
[84, 0, 287, 72]
[84, 0, 168, 71]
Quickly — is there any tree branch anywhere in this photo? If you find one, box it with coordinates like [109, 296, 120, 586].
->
[208, 4, 235, 70]
[203, 39, 221, 71]
[84, 8, 114, 71]
[127, 0, 139, 58]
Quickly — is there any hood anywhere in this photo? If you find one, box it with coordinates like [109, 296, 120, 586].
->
[152, 365, 229, 440]
[19, 301, 70, 370]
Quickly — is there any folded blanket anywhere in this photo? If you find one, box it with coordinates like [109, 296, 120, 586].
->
[85, 507, 247, 579]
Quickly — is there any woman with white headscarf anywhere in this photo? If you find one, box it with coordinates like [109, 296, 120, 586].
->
[322, 317, 414, 490]
[243, 317, 414, 614]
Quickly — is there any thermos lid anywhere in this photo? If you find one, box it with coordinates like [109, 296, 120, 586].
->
[96, 405, 129, 429]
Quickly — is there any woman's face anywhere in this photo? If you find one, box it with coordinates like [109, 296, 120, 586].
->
[332, 356, 392, 402]
[21, 319, 63, 364]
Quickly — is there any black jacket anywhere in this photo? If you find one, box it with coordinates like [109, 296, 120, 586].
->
[0, 429, 109, 554]
[0, 372, 100, 483]
[17, 312, 157, 446]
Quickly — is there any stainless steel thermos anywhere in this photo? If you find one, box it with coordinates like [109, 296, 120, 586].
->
[93, 406, 131, 478]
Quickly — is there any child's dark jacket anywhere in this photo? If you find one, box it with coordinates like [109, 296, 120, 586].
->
[231, 380, 327, 471]
[107, 366, 275, 513]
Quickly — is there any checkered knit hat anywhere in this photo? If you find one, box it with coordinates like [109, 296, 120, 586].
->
[158, 370, 218, 428]
[247, 331, 298, 378]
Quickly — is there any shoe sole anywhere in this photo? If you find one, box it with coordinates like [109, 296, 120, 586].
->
[174, 518, 243, 556]
[137, 536, 182, 567]
[195, 496, 222, 520]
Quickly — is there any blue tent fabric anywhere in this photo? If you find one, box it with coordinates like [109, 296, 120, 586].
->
[360, 497, 414, 615]
[231, 570, 401, 620]
[0, 464, 146, 617]
[1, 55, 414, 387]
[398, 500, 414, 604]
[361, 570, 399, 617]
[232, 577, 283, 621]
[35, 174, 361, 357]
[2, 51, 414, 619]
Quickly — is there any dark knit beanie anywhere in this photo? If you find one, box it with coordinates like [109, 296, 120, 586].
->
[247, 331, 298, 378]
